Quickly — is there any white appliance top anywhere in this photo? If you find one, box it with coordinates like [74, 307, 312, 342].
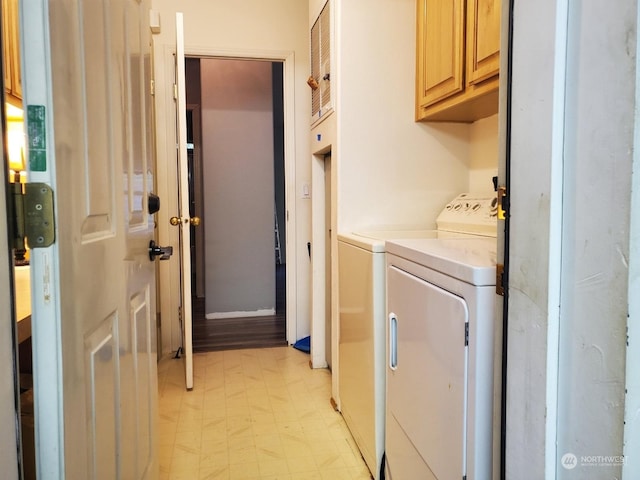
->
[436, 192, 498, 237]
[337, 229, 438, 253]
[337, 192, 498, 252]
[386, 237, 497, 286]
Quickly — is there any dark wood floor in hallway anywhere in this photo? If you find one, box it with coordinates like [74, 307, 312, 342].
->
[192, 265, 287, 352]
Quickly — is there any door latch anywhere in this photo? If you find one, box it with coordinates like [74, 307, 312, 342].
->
[497, 185, 508, 220]
[148, 240, 173, 261]
[496, 264, 505, 296]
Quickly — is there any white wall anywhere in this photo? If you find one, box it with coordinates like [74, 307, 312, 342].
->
[469, 114, 499, 193]
[335, 0, 471, 232]
[151, 0, 311, 352]
[200, 59, 275, 316]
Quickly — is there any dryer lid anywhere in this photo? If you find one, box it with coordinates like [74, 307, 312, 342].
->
[386, 237, 497, 286]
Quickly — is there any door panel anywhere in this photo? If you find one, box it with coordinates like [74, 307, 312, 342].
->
[21, 0, 158, 478]
[131, 287, 154, 477]
[84, 315, 118, 480]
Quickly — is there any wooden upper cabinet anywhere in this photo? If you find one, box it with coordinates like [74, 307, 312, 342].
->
[2, 1, 13, 95]
[416, 0, 465, 108]
[2, 0, 21, 105]
[467, 0, 501, 86]
[416, 0, 501, 122]
[8, 0, 21, 100]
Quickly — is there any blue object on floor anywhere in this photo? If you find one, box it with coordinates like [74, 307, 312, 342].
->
[293, 336, 310, 353]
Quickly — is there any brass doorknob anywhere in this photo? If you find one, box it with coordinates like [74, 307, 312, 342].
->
[170, 216, 201, 226]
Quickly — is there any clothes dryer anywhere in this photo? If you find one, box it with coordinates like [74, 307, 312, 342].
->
[384, 237, 496, 480]
[383, 192, 499, 479]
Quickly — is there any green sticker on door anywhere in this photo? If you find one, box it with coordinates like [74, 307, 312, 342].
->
[27, 105, 46, 172]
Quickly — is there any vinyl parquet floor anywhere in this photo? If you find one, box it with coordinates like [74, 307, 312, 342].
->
[192, 265, 287, 352]
[157, 346, 372, 479]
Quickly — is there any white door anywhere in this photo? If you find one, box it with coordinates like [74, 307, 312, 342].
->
[173, 12, 194, 390]
[22, 0, 159, 478]
[386, 265, 468, 480]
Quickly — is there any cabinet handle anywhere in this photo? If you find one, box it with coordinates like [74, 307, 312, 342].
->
[389, 313, 398, 371]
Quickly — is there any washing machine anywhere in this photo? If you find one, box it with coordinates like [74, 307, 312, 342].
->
[384, 194, 498, 480]
[338, 229, 437, 479]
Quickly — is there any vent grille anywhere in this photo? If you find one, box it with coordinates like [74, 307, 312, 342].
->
[311, 16, 320, 116]
[311, 2, 331, 122]
[320, 3, 331, 108]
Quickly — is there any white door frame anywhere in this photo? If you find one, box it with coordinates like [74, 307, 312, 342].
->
[19, 0, 65, 475]
[310, 149, 331, 369]
[155, 46, 298, 351]
[174, 12, 194, 390]
[623, 3, 640, 474]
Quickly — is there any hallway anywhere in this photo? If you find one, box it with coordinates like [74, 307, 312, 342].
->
[192, 266, 287, 352]
[157, 346, 371, 479]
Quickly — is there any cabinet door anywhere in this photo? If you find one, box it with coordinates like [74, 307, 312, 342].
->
[416, 0, 465, 108]
[8, 0, 20, 99]
[466, 0, 501, 86]
[2, 2, 12, 94]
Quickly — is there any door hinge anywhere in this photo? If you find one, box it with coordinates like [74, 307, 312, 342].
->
[496, 263, 505, 296]
[150, 79, 155, 96]
[9, 183, 56, 259]
[464, 323, 469, 346]
[497, 185, 509, 220]
[173, 83, 178, 100]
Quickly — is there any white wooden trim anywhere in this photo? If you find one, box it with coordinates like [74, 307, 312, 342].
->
[205, 309, 275, 320]
[310, 154, 328, 368]
[622, 3, 640, 475]
[175, 12, 193, 391]
[20, 0, 65, 476]
[156, 44, 183, 356]
[170, 45, 298, 346]
[544, 1, 570, 478]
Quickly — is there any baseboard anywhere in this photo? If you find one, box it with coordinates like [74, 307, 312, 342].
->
[205, 308, 276, 320]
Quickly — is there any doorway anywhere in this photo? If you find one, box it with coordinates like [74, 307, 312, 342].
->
[324, 154, 332, 368]
[185, 57, 287, 352]
[2, 0, 35, 473]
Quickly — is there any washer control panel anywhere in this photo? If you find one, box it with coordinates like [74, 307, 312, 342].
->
[436, 193, 498, 237]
